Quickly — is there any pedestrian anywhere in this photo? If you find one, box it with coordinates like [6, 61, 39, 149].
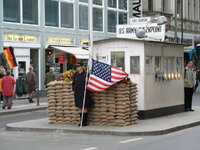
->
[1, 70, 16, 109]
[184, 61, 195, 111]
[44, 67, 56, 87]
[26, 66, 36, 103]
[0, 65, 5, 105]
[195, 67, 200, 93]
[72, 62, 94, 126]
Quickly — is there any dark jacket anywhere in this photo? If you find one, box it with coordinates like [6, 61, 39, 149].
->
[44, 71, 56, 85]
[72, 71, 93, 108]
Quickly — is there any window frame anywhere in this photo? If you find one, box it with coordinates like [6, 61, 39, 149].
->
[130, 56, 140, 74]
[44, 0, 75, 30]
[107, 0, 129, 33]
[3, 0, 40, 26]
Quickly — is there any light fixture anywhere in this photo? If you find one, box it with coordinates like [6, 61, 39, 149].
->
[175, 73, 178, 79]
[168, 73, 171, 80]
[171, 73, 174, 80]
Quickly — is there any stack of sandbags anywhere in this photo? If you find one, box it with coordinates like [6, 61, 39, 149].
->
[129, 82, 139, 124]
[47, 81, 57, 124]
[47, 81, 79, 124]
[89, 81, 138, 126]
[114, 83, 131, 126]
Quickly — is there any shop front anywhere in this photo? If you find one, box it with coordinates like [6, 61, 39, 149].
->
[45, 36, 89, 80]
[3, 33, 40, 89]
[93, 38, 185, 119]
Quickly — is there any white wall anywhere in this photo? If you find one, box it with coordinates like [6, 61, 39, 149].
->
[94, 39, 145, 110]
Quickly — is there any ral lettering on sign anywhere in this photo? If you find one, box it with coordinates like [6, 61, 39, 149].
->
[132, 0, 142, 18]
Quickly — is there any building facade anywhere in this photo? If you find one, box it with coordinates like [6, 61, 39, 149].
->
[134, 0, 200, 49]
[0, 0, 131, 91]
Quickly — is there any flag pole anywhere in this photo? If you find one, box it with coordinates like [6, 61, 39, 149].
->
[80, 0, 93, 127]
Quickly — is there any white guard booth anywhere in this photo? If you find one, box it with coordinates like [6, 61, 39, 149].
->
[93, 38, 185, 119]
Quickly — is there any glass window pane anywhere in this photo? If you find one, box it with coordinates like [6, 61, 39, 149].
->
[23, 0, 38, 24]
[163, 57, 174, 73]
[61, 3, 74, 28]
[119, 12, 127, 24]
[155, 57, 161, 73]
[176, 57, 182, 73]
[130, 56, 140, 74]
[45, 0, 59, 27]
[79, 0, 88, 3]
[108, 0, 117, 8]
[111, 51, 125, 70]
[3, 0, 20, 23]
[93, 8, 103, 31]
[93, 0, 102, 5]
[79, 5, 88, 30]
[146, 56, 153, 74]
[118, 0, 127, 10]
[108, 11, 117, 32]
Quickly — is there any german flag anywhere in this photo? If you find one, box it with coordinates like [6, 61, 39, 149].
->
[3, 47, 17, 69]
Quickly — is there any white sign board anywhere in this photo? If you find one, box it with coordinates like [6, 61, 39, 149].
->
[130, 17, 151, 25]
[116, 23, 166, 41]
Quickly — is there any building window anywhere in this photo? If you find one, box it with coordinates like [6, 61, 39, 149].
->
[163, 57, 174, 73]
[79, 5, 88, 30]
[111, 51, 125, 71]
[45, 0, 59, 27]
[108, 0, 117, 8]
[177, 0, 181, 17]
[23, 0, 38, 24]
[118, 0, 127, 10]
[79, 0, 88, 3]
[3, 0, 20, 23]
[93, 0, 102, 5]
[61, 3, 74, 28]
[148, 0, 153, 11]
[155, 57, 161, 73]
[119, 12, 127, 24]
[108, 11, 117, 32]
[176, 57, 182, 73]
[93, 8, 103, 31]
[145, 56, 153, 74]
[130, 56, 140, 74]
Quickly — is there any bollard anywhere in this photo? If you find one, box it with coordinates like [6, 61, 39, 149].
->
[36, 88, 40, 106]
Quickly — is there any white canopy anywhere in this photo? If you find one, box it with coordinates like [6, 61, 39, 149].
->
[50, 46, 89, 59]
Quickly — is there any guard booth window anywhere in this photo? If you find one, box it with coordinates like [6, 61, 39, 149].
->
[130, 56, 140, 74]
[111, 51, 125, 71]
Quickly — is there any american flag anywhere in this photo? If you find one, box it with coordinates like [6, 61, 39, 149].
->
[86, 59, 128, 92]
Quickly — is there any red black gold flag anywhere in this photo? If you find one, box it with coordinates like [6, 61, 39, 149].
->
[3, 47, 17, 69]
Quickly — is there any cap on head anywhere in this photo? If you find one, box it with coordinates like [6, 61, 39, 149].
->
[76, 62, 84, 67]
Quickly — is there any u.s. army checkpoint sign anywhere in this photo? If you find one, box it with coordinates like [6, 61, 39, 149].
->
[116, 17, 166, 42]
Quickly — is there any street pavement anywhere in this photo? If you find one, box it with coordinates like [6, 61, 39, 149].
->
[4, 93, 200, 136]
[0, 96, 48, 116]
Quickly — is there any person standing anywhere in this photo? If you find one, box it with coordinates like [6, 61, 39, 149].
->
[44, 67, 56, 87]
[1, 71, 16, 109]
[72, 62, 93, 126]
[184, 61, 195, 111]
[26, 66, 36, 103]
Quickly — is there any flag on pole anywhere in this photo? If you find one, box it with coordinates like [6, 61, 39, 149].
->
[3, 47, 17, 69]
[86, 59, 128, 92]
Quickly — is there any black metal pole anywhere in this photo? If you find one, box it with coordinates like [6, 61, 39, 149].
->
[181, 0, 183, 43]
[37, 88, 40, 106]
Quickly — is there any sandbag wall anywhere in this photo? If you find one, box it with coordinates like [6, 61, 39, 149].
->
[89, 82, 138, 126]
[47, 81, 138, 126]
[47, 81, 79, 124]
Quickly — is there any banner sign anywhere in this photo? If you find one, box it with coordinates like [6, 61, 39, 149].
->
[132, 0, 142, 18]
[116, 23, 166, 41]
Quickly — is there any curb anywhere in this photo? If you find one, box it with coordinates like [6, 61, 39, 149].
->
[0, 106, 47, 116]
[5, 120, 200, 136]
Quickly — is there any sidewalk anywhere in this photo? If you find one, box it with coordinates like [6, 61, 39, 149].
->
[0, 97, 48, 116]
[5, 105, 200, 136]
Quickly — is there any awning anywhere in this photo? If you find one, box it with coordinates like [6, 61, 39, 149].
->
[49, 45, 89, 59]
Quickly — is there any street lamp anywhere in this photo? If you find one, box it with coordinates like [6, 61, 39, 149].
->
[135, 16, 168, 39]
